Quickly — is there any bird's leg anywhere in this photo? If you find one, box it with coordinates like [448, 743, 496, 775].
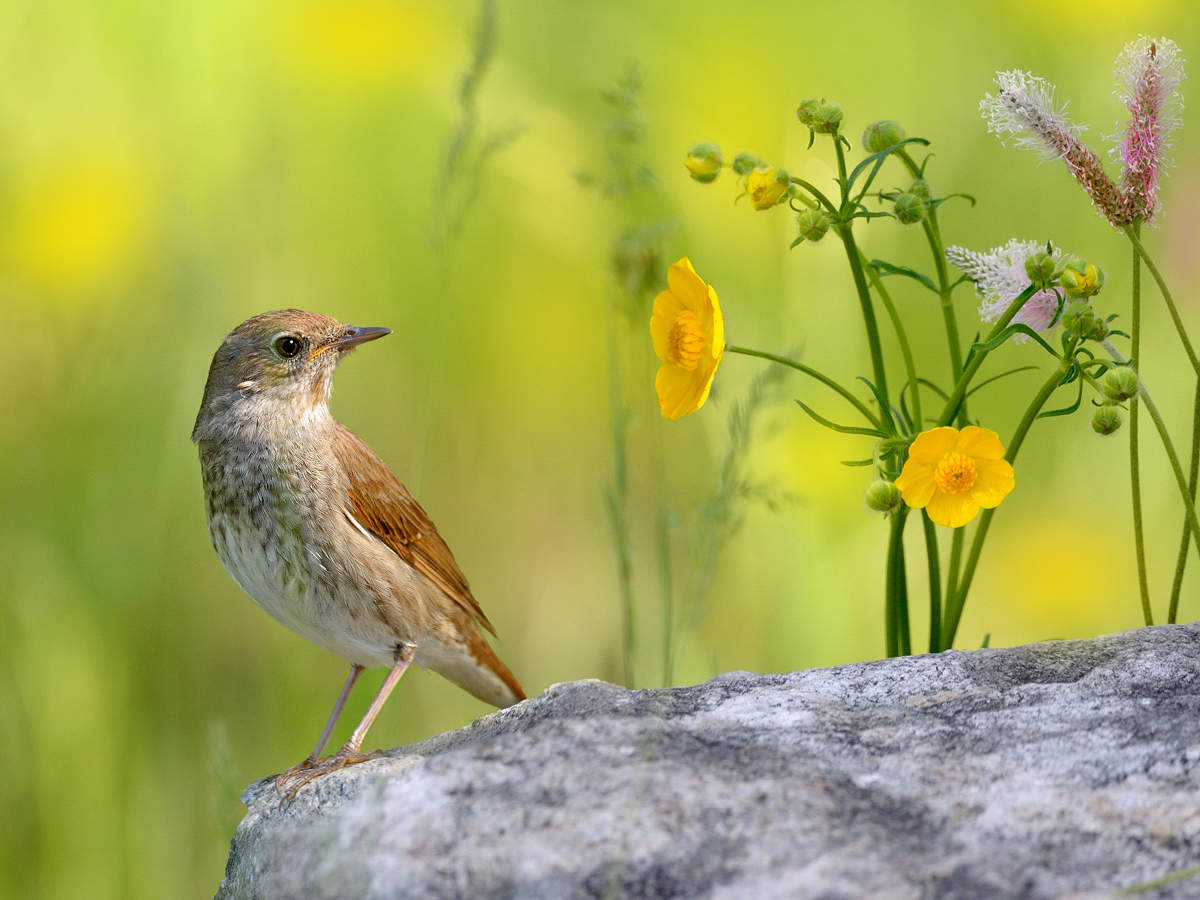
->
[275, 663, 364, 787]
[279, 643, 416, 802]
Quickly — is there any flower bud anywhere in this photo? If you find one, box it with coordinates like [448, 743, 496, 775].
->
[862, 120, 906, 153]
[1060, 258, 1104, 298]
[893, 192, 927, 224]
[908, 178, 931, 202]
[865, 479, 902, 513]
[812, 101, 844, 134]
[1103, 366, 1139, 402]
[795, 208, 831, 243]
[796, 98, 820, 126]
[731, 152, 760, 176]
[685, 142, 722, 183]
[1092, 406, 1122, 436]
[1086, 315, 1110, 342]
[1061, 301, 1098, 338]
[1023, 250, 1057, 287]
[746, 166, 790, 211]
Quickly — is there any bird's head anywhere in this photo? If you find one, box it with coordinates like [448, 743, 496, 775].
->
[192, 309, 390, 442]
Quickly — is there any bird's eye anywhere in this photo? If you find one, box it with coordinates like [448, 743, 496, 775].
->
[274, 335, 303, 359]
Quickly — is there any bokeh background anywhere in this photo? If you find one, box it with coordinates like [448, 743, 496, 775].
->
[2, 0, 1198, 896]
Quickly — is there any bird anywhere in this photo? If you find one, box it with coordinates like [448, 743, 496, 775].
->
[192, 309, 524, 794]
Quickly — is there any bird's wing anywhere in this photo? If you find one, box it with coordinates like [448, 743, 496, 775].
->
[332, 424, 496, 635]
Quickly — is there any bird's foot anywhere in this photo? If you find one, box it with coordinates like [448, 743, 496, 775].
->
[274, 747, 381, 804]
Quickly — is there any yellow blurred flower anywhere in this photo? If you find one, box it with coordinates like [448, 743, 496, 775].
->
[894, 426, 1015, 527]
[281, 0, 440, 86]
[746, 166, 789, 210]
[650, 258, 725, 419]
[3, 153, 150, 296]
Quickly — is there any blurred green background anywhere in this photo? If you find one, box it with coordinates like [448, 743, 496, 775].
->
[1, 0, 1197, 895]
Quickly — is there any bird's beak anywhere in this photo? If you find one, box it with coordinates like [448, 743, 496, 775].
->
[309, 326, 391, 360]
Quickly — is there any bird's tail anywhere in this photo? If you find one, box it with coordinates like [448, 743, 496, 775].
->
[419, 628, 525, 708]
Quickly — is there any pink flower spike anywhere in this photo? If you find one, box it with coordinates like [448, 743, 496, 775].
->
[945, 239, 1070, 340]
[981, 71, 1130, 226]
[1113, 37, 1186, 223]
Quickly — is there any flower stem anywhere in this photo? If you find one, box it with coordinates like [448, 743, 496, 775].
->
[1104, 341, 1200, 603]
[832, 133, 895, 434]
[839, 226, 896, 433]
[1124, 225, 1200, 377]
[726, 345, 884, 430]
[941, 351, 1071, 648]
[922, 511, 942, 653]
[1168, 377, 1200, 624]
[897, 149, 966, 408]
[936, 284, 1039, 427]
[884, 509, 911, 657]
[860, 250, 921, 430]
[1126, 225, 1153, 626]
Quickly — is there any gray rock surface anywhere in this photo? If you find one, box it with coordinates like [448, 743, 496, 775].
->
[216, 624, 1200, 900]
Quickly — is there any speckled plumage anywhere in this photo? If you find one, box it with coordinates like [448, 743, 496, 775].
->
[193, 310, 523, 728]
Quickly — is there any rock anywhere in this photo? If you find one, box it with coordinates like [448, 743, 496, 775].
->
[215, 624, 1200, 900]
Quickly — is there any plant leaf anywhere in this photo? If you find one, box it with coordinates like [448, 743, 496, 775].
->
[870, 259, 936, 291]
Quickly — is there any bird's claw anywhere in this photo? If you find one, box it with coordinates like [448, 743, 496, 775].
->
[274, 748, 381, 805]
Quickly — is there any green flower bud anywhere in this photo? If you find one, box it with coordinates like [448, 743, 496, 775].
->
[1086, 315, 1110, 342]
[865, 479, 902, 514]
[796, 99, 820, 126]
[1023, 250, 1057, 287]
[908, 178, 931, 202]
[862, 120, 906, 153]
[893, 192, 927, 224]
[732, 152, 760, 176]
[795, 208, 831, 243]
[1060, 258, 1104, 298]
[1102, 366, 1139, 402]
[1092, 406, 1122, 436]
[812, 102, 844, 134]
[1061, 301, 1098, 338]
[684, 142, 722, 183]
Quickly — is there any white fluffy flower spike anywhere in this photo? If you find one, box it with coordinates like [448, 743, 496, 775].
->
[946, 239, 1070, 337]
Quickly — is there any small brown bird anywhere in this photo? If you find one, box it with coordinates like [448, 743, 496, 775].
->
[193, 310, 523, 792]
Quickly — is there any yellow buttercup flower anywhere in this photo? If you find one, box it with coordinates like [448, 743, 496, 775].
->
[894, 426, 1015, 527]
[746, 166, 789, 210]
[650, 258, 725, 419]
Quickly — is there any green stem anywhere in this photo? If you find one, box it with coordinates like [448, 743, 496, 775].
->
[839, 226, 895, 432]
[945, 528, 963, 625]
[832, 133, 895, 434]
[1140, 384, 1200, 581]
[1105, 342, 1200, 593]
[726, 345, 884, 431]
[941, 352, 1071, 648]
[897, 149, 965, 406]
[884, 510, 910, 657]
[1124, 225, 1200, 377]
[1127, 225, 1152, 626]
[1168, 377, 1200, 624]
[922, 511, 942, 653]
[936, 284, 1040, 427]
[860, 250, 921, 430]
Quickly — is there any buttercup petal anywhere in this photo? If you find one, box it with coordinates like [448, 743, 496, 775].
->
[970, 458, 1016, 508]
[907, 427, 959, 463]
[666, 257, 708, 313]
[925, 491, 981, 528]
[955, 426, 1006, 460]
[650, 289, 687, 361]
[895, 460, 936, 507]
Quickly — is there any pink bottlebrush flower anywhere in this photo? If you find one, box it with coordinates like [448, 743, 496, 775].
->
[981, 71, 1130, 226]
[1112, 36, 1186, 223]
[946, 239, 1070, 338]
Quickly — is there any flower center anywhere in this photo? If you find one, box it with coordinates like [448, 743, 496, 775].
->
[667, 310, 705, 371]
[933, 451, 978, 495]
